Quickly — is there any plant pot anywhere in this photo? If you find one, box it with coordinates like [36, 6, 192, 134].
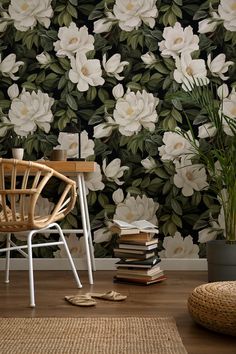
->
[207, 240, 236, 282]
[12, 148, 24, 160]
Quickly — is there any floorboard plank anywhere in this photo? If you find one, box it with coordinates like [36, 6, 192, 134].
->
[0, 270, 235, 354]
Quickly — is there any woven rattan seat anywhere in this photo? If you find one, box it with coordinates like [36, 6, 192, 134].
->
[0, 158, 77, 232]
[188, 281, 236, 336]
[0, 158, 82, 307]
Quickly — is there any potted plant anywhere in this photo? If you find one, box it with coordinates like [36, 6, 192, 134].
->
[0, 117, 25, 159]
[10, 132, 26, 160]
[172, 80, 236, 281]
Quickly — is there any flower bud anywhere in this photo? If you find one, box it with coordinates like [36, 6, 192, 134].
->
[112, 188, 124, 204]
[112, 84, 124, 99]
[198, 13, 219, 34]
[217, 84, 229, 99]
[93, 12, 114, 34]
[36, 52, 51, 65]
[141, 52, 156, 65]
[141, 157, 157, 170]
[7, 83, 19, 99]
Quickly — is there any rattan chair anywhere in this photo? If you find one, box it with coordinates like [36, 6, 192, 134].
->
[0, 158, 82, 307]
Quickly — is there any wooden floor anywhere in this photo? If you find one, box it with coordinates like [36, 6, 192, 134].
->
[0, 270, 235, 354]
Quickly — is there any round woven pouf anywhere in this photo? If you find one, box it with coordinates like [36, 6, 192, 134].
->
[188, 281, 236, 336]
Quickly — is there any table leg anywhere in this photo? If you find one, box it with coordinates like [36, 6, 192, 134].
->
[77, 173, 93, 284]
[80, 174, 96, 271]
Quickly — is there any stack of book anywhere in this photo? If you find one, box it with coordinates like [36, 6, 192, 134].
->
[112, 220, 166, 285]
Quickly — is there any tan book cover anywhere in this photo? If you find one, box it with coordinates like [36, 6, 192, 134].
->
[114, 274, 167, 285]
[118, 232, 156, 243]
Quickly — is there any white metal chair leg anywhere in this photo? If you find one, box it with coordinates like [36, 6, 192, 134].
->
[81, 174, 96, 271]
[27, 231, 35, 308]
[4, 233, 11, 283]
[54, 223, 82, 288]
[77, 174, 93, 284]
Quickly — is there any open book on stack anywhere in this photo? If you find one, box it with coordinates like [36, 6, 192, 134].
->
[112, 220, 166, 285]
[111, 219, 159, 235]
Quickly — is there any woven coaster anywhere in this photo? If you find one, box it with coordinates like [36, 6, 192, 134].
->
[0, 317, 187, 354]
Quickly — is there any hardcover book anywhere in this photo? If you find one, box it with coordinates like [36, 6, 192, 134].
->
[113, 274, 167, 286]
[116, 270, 164, 282]
[117, 242, 158, 251]
[113, 248, 150, 255]
[114, 251, 155, 260]
[118, 236, 158, 245]
[116, 265, 161, 277]
[115, 256, 161, 268]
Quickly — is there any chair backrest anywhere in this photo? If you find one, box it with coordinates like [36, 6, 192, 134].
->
[0, 158, 77, 232]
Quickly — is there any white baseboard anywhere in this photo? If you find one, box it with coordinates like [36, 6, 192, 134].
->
[0, 258, 207, 271]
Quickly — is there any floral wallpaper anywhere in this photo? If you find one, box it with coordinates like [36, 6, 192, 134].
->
[0, 0, 235, 259]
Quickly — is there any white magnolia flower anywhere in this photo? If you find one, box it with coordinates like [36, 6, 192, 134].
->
[54, 235, 87, 258]
[113, 0, 158, 32]
[69, 53, 104, 92]
[0, 12, 11, 32]
[7, 83, 19, 99]
[9, 0, 53, 32]
[0, 117, 11, 137]
[14, 196, 54, 240]
[141, 52, 157, 66]
[112, 188, 124, 204]
[112, 84, 124, 99]
[174, 53, 209, 91]
[103, 53, 129, 80]
[36, 52, 51, 65]
[54, 23, 94, 59]
[174, 159, 208, 197]
[198, 224, 218, 243]
[217, 83, 229, 99]
[102, 158, 129, 185]
[93, 116, 116, 139]
[93, 12, 116, 34]
[57, 130, 94, 159]
[0, 53, 24, 80]
[84, 162, 105, 194]
[220, 89, 236, 135]
[113, 89, 159, 136]
[198, 13, 219, 33]
[8, 90, 54, 136]
[94, 227, 112, 243]
[159, 232, 199, 258]
[141, 156, 157, 170]
[218, 0, 236, 32]
[198, 122, 217, 139]
[207, 54, 234, 80]
[158, 131, 196, 161]
[114, 193, 159, 225]
[159, 22, 199, 59]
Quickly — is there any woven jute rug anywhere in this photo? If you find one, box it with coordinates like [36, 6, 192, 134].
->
[0, 317, 188, 354]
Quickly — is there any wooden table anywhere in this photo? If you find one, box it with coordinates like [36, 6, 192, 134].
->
[38, 161, 96, 285]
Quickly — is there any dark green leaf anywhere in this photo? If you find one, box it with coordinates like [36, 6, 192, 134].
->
[171, 199, 182, 215]
[66, 94, 78, 110]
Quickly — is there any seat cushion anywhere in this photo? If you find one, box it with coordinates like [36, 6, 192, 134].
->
[188, 281, 236, 336]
